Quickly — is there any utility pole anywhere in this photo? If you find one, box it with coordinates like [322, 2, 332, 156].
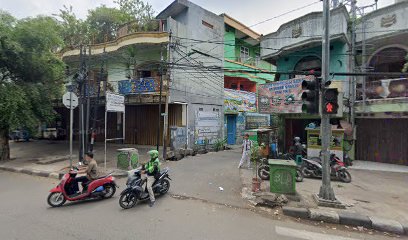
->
[318, 0, 336, 201]
[85, 45, 91, 153]
[361, 7, 367, 113]
[89, 48, 106, 152]
[163, 34, 171, 160]
[350, 0, 357, 136]
[157, 45, 164, 151]
[78, 46, 85, 162]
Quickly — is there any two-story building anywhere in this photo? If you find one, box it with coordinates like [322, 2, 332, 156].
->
[157, 0, 225, 149]
[261, 6, 350, 152]
[60, 21, 178, 147]
[222, 14, 275, 145]
[354, 0, 408, 165]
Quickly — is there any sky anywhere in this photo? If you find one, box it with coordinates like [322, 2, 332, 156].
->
[0, 0, 396, 34]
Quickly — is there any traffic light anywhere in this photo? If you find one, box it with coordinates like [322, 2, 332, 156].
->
[301, 78, 320, 114]
[322, 88, 339, 114]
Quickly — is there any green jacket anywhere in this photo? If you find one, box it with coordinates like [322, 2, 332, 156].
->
[146, 158, 160, 176]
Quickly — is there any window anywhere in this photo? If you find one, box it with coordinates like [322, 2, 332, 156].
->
[202, 20, 214, 29]
[231, 83, 237, 89]
[240, 46, 249, 62]
[240, 85, 244, 90]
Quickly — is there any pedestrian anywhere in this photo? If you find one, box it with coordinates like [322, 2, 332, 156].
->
[238, 133, 252, 169]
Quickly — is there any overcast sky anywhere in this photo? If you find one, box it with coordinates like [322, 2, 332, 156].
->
[1, 0, 395, 34]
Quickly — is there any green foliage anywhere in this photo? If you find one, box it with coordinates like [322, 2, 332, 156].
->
[250, 141, 260, 162]
[214, 138, 227, 152]
[86, 5, 131, 43]
[0, 11, 65, 160]
[55, 5, 89, 48]
[55, 0, 156, 46]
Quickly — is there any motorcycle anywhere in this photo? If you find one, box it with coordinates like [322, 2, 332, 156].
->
[301, 153, 352, 183]
[119, 167, 171, 209]
[257, 155, 304, 182]
[47, 165, 117, 207]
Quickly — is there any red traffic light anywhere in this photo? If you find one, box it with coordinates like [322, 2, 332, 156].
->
[325, 102, 334, 113]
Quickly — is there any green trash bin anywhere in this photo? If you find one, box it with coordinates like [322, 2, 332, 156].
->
[117, 148, 139, 170]
[269, 159, 297, 194]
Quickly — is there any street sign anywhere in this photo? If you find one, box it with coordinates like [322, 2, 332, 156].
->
[62, 92, 78, 109]
[106, 92, 125, 112]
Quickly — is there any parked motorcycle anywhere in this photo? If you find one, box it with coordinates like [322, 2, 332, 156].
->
[119, 167, 171, 209]
[47, 166, 117, 207]
[257, 156, 304, 182]
[301, 153, 352, 183]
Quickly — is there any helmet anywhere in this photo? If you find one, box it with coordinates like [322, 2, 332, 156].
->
[294, 137, 301, 142]
[148, 150, 159, 159]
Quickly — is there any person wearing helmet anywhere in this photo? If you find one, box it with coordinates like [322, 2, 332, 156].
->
[141, 150, 160, 207]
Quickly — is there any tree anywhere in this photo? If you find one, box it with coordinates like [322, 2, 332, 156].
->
[86, 5, 131, 43]
[55, 5, 89, 48]
[114, 0, 156, 31]
[55, 0, 156, 46]
[0, 12, 65, 161]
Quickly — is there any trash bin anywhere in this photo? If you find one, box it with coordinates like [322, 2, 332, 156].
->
[117, 148, 139, 170]
[268, 159, 297, 194]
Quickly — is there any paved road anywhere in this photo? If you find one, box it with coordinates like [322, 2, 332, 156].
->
[0, 170, 399, 240]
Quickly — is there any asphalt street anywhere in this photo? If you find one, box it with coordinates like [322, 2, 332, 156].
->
[0, 163, 402, 240]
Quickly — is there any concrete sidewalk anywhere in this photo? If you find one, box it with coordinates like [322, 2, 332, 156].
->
[239, 162, 408, 235]
[350, 160, 408, 173]
[0, 140, 160, 178]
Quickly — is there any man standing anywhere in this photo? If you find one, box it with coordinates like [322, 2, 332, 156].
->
[141, 150, 160, 207]
[238, 133, 252, 169]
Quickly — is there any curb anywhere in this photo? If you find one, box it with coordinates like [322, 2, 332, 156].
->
[0, 165, 63, 179]
[281, 206, 407, 236]
[0, 165, 127, 180]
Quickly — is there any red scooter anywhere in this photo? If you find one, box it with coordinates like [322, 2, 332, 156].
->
[47, 166, 117, 207]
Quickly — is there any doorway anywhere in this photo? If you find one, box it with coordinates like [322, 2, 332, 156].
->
[226, 115, 237, 145]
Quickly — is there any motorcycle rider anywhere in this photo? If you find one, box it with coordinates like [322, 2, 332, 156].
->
[74, 152, 99, 193]
[141, 150, 160, 207]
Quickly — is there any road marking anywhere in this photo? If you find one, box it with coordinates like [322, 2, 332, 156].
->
[275, 226, 360, 240]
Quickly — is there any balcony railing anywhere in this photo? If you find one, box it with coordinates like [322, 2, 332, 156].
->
[118, 77, 167, 95]
[117, 20, 163, 38]
[356, 78, 408, 101]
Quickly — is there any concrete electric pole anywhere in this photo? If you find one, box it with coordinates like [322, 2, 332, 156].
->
[318, 0, 336, 202]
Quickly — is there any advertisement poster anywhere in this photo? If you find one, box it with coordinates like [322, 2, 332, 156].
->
[195, 111, 220, 145]
[224, 89, 256, 113]
[258, 77, 313, 114]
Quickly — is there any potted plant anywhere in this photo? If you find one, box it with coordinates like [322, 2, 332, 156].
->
[250, 142, 261, 192]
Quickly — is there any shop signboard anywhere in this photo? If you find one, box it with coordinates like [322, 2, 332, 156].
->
[258, 77, 313, 114]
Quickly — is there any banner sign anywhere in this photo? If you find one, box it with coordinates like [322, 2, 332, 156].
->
[258, 77, 313, 114]
[224, 89, 256, 113]
[245, 114, 270, 130]
[118, 77, 158, 95]
[106, 92, 125, 112]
